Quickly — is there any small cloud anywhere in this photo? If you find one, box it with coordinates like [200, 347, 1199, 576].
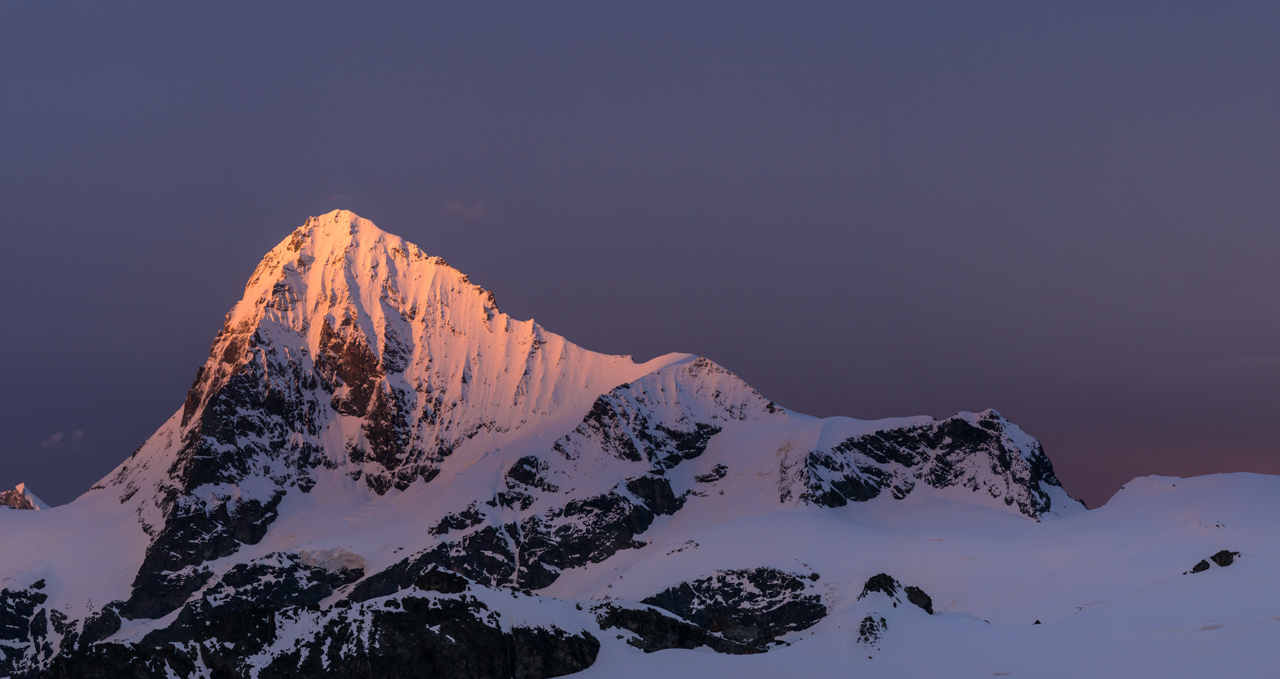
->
[325, 193, 354, 205]
[443, 199, 489, 222]
[40, 430, 83, 448]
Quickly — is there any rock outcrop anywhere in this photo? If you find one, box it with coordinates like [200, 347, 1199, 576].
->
[641, 567, 826, 646]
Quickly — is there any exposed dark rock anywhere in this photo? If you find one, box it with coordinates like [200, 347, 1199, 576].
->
[119, 331, 340, 621]
[0, 586, 51, 677]
[423, 524, 520, 587]
[795, 411, 1073, 518]
[348, 558, 430, 604]
[553, 397, 724, 471]
[544, 489, 655, 568]
[506, 456, 560, 493]
[32, 642, 197, 679]
[78, 605, 124, 646]
[123, 489, 284, 620]
[510, 627, 600, 679]
[317, 318, 384, 419]
[856, 615, 888, 649]
[694, 464, 728, 484]
[1210, 550, 1239, 567]
[363, 385, 414, 476]
[350, 525, 522, 602]
[859, 573, 900, 600]
[593, 603, 760, 655]
[1187, 550, 1241, 574]
[258, 597, 598, 679]
[429, 504, 484, 536]
[493, 491, 535, 510]
[904, 586, 933, 615]
[142, 552, 363, 647]
[857, 575, 932, 615]
[34, 594, 600, 679]
[120, 567, 213, 622]
[414, 567, 469, 594]
[353, 481, 671, 595]
[625, 475, 684, 516]
[641, 567, 826, 646]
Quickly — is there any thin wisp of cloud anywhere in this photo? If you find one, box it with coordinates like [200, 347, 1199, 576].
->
[41, 430, 84, 449]
[443, 199, 488, 222]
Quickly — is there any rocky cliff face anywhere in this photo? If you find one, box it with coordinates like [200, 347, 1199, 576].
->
[0, 211, 1082, 679]
[784, 409, 1064, 517]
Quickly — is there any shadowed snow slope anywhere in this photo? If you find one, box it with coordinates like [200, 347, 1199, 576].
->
[0, 211, 1273, 678]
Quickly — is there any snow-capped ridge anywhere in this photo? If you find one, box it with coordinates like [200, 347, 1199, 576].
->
[0, 483, 48, 511]
[107, 210, 684, 509]
[774, 408, 1077, 519]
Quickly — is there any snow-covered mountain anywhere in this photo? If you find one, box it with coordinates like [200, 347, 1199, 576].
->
[0, 211, 1273, 678]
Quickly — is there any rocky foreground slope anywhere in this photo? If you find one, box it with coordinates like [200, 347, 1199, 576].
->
[1, 211, 1274, 679]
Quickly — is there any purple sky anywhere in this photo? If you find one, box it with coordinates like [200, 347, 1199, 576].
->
[1, 2, 1277, 507]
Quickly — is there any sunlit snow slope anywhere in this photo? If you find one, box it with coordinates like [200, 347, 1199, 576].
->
[0, 211, 1273, 679]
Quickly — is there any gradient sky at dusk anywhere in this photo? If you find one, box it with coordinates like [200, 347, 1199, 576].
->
[1, 2, 1277, 507]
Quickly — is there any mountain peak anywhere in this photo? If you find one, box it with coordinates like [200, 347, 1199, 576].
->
[0, 483, 47, 510]
[278, 210, 443, 274]
[232, 208, 492, 337]
[291, 209, 403, 249]
[95, 215, 689, 612]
